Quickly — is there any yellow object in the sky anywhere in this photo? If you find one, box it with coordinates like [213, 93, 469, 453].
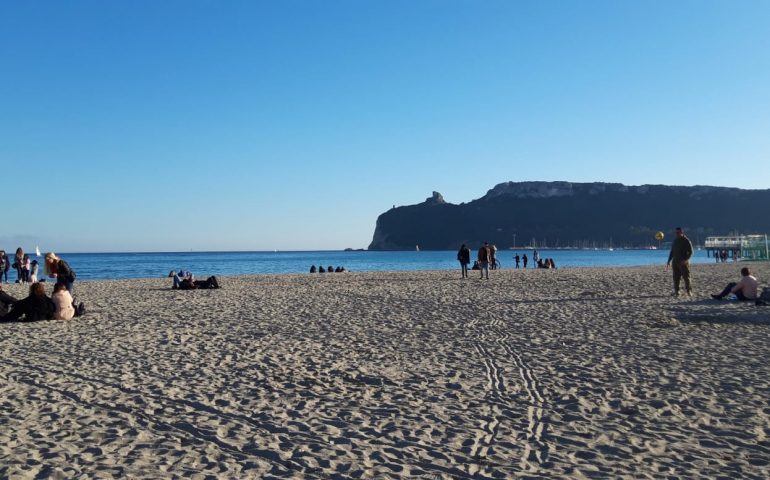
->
[655, 231, 665, 241]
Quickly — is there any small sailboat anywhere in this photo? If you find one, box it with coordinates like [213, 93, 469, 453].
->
[415, 245, 420, 252]
[35, 245, 42, 257]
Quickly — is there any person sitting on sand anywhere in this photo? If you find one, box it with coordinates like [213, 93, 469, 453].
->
[0, 284, 17, 316]
[471, 260, 480, 270]
[327, 265, 334, 273]
[548, 258, 557, 269]
[711, 267, 758, 301]
[478, 242, 491, 279]
[52, 282, 76, 320]
[309, 265, 317, 273]
[319, 266, 326, 273]
[1, 282, 54, 322]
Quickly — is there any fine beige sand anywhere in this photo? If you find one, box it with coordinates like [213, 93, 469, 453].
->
[1, 262, 769, 478]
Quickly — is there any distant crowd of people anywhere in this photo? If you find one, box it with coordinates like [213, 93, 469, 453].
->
[457, 244, 556, 279]
[0, 248, 39, 284]
[0, 249, 85, 322]
[309, 265, 347, 273]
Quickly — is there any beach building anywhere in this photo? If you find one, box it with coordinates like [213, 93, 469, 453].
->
[704, 234, 769, 261]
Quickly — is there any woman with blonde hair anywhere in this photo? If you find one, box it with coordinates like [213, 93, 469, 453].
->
[44, 252, 77, 293]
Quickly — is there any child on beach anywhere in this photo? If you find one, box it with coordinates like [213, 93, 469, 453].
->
[22, 254, 31, 283]
[30, 260, 39, 283]
[52, 283, 75, 320]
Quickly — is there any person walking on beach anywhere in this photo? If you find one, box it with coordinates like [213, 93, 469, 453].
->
[666, 227, 694, 297]
[478, 242, 491, 279]
[457, 244, 471, 278]
[522, 253, 528, 269]
[514, 254, 520, 269]
[710, 267, 758, 301]
[533, 249, 539, 265]
[489, 245, 498, 270]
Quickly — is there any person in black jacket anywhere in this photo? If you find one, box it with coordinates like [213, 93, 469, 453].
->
[457, 244, 471, 278]
[1, 282, 54, 322]
[44, 252, 77, 293]
[666, 227, 694, 297]
[0, 284, 17, 316]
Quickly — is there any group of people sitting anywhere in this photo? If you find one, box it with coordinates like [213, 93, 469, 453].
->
[537, 258, 557, 269]
[309, 265, 347, 273]
[0, 252, 84, 322]
[168, 270, 221, 290]
[0, 282, 86, 322]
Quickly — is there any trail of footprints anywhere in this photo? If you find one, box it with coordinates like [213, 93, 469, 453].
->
[468, 314, 550, 474]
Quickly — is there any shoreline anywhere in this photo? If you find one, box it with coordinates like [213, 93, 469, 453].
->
[2, 263, 769, 477]
[7, 260, 770, 288]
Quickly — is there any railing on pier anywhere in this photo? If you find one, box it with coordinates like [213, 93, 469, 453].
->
[704, 234, 769, 261]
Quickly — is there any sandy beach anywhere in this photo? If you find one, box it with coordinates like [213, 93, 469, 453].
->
[1, 263, 769, 478]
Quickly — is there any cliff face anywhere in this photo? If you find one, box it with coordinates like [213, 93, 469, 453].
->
[368, 181, 770, 250]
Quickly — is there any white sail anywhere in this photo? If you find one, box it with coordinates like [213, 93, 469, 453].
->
[35, 245, 42, 257]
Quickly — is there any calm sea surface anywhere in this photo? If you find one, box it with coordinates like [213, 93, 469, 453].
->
[22, 249, 720, 281]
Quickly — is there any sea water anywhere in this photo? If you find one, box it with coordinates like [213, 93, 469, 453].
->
[17, 249, 719, 281]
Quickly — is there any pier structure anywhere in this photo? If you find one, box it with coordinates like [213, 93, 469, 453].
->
[704, 234, 769, 261]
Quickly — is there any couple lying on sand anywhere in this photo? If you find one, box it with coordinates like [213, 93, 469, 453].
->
[168, 270, 221, 290]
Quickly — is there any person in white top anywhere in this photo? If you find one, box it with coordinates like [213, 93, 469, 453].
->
[711, 267, 759, 301]
[52, 282, 76, 320]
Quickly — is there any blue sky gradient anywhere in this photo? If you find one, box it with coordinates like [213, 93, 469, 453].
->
[2, 1, 769, 251]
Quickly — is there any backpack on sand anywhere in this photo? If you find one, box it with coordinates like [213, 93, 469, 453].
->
[757, 287, 770, 306]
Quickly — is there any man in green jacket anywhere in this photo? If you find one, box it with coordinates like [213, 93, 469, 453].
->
[667, 226, 694, 297]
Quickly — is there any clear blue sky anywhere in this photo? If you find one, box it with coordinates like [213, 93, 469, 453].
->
[2, 1, 769, 252]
